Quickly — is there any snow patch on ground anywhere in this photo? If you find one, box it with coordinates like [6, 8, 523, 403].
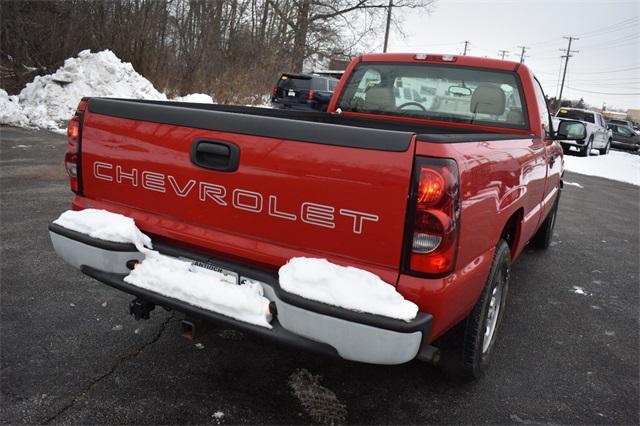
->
[279, 257, 418, 321]
[212, 411, 225, 424]
[124, 253, 272, 328]
[564, 151, 639, 186]
[172, 93, 214, 103]
[563, 181, 584, 188]
[53, 209, 152, 252]
[572, 286, 591, 296]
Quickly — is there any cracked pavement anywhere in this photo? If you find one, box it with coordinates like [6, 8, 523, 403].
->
[1, 127, 638, 424]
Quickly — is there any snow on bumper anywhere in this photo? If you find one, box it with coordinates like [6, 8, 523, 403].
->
[49, 222, 431, 365]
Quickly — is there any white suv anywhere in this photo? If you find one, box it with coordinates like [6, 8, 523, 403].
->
[552, 108, 612, 156]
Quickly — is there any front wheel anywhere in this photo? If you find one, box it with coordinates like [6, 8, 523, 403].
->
[437, 240, 511, 380]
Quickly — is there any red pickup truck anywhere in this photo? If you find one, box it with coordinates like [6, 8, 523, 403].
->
[49, 53, 587, 378]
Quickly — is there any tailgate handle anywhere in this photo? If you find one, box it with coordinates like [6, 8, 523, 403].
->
[190, 140, 240, 172]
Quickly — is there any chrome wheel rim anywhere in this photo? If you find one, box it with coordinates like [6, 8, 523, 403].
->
[482, 269, 505, 354]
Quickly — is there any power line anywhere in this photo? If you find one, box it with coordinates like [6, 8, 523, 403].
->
[579, 32, 639, 49]
[565, 86, 640, 95]
[575, 16, 639, 38]
[558, 36, 579, 104]
[570, 65, 640, 75]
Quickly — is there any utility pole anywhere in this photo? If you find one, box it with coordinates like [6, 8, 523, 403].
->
[463, 40, 470, 56]
[498, 50, 509, 60]
[557, 36, 579, 105]
[383, 0, 393, 53]
[517, 46, 528, 63]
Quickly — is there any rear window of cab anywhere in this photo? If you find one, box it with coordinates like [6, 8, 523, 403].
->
[336, 62, 528, 129]
[556, 109, 595, 123]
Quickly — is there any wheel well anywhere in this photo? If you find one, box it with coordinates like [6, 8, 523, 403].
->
[501, 209, 523, 256]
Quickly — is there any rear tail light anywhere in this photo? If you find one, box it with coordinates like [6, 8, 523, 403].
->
[64, 101, 86, 194]
[272, 86, 278, 97]
[308, 90, 315, 100]
[404, 158, 460, 276]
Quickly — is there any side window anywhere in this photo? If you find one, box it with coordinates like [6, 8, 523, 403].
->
[533, 78, 552, 136]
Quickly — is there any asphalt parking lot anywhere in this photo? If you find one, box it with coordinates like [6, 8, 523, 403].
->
[1, 126, 638, 425]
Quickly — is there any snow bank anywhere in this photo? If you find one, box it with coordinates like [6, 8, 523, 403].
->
[8, 50, 167, 132]
[0, 89, 28, 126]
[172, 93, 214, 103]
[279, 257, 418, 321]
[1, 49, 217, 133]
[564, 150, 639, 186]
[53, 209, 152, 253]
[124, 254, 272, 328]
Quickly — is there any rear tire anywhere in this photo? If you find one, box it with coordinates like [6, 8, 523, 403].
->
[580, 136, 593, 157]
[599, 139, 611, 155]
[437, 240, 511, 380]
[531, 191, 560, 249]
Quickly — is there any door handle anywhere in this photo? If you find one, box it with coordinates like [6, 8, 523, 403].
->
[190, 140, 240, 172]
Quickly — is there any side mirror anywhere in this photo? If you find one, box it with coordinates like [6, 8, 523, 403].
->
[556, 120, 587, 140]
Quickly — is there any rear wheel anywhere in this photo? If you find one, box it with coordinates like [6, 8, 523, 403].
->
[531, 191, 560, 249]
[599, 139, 611, 155]
[437, 240, 511, 380]
[580, 136, 593, 157]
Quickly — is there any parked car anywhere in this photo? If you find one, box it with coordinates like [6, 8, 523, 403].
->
[271, 73, 339, 111]
[50, 53, 581, 379]
[608, 123, 640, 151]
[553, 108, 611, 156]
[608, 119, 640, 135]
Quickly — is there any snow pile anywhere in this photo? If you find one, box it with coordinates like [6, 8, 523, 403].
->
[172, 93, 214, 104]
[6, 50, 167, 132]
[124, 254, 272, 328]
[564, 150, 639, 186]
[53, 209, 153, 252]
[0, 89, 28, 126]
[279, 257, 418, 321]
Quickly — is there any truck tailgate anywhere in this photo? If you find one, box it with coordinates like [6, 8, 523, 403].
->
[78, 99, 416, 278]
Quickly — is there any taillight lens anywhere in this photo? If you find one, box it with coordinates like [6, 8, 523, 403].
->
[272, 86, 278, 97]
[405, 158, 460, 276]
[308, 90, 315, 100]
[65, 114, 81, 193]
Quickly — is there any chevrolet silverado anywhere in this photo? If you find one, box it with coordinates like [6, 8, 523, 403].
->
[49, 53, 587, 379]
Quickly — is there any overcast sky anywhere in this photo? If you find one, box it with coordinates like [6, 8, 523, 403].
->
[383, 0, 639, 111]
